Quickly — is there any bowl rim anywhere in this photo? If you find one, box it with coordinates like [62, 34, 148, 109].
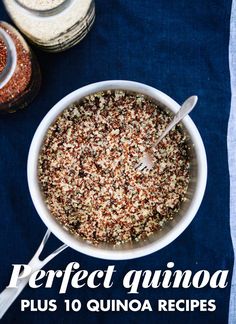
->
[27, 80, 207, 260]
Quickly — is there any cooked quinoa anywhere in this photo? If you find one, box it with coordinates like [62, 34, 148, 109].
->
[38, 90, 190, 245]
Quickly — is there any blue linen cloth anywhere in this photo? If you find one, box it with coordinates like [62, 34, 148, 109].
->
[228, 0, 236, 322]
[0, 0, 234, 323]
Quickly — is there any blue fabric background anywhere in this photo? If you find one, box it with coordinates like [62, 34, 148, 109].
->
[0, 0, 234, 323]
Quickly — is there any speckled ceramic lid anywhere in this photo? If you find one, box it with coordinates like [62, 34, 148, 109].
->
[16, 0, 66, 11]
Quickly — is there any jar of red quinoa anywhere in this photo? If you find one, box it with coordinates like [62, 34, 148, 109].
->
[3, 0, 95, 52]
[0, 21, 41, 113]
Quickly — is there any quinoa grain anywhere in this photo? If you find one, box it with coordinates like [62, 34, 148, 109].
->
[38, 90, 190, 245]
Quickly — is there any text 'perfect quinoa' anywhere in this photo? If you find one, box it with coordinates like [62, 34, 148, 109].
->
[38, 90, 190, 245]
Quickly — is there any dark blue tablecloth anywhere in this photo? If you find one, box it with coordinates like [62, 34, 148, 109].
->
[0, 1, 234, 323]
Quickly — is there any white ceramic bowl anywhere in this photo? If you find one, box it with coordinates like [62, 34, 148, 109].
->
[27, 80, 207, 260]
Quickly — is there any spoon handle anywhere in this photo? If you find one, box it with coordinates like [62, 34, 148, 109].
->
[154, 95, 198, 147]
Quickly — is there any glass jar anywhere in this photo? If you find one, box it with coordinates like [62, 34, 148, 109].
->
[0, 21, 41, 113]
[3, 0, 96, 52]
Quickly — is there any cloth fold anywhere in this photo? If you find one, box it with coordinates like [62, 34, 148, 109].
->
[228, 1, 236, 322]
